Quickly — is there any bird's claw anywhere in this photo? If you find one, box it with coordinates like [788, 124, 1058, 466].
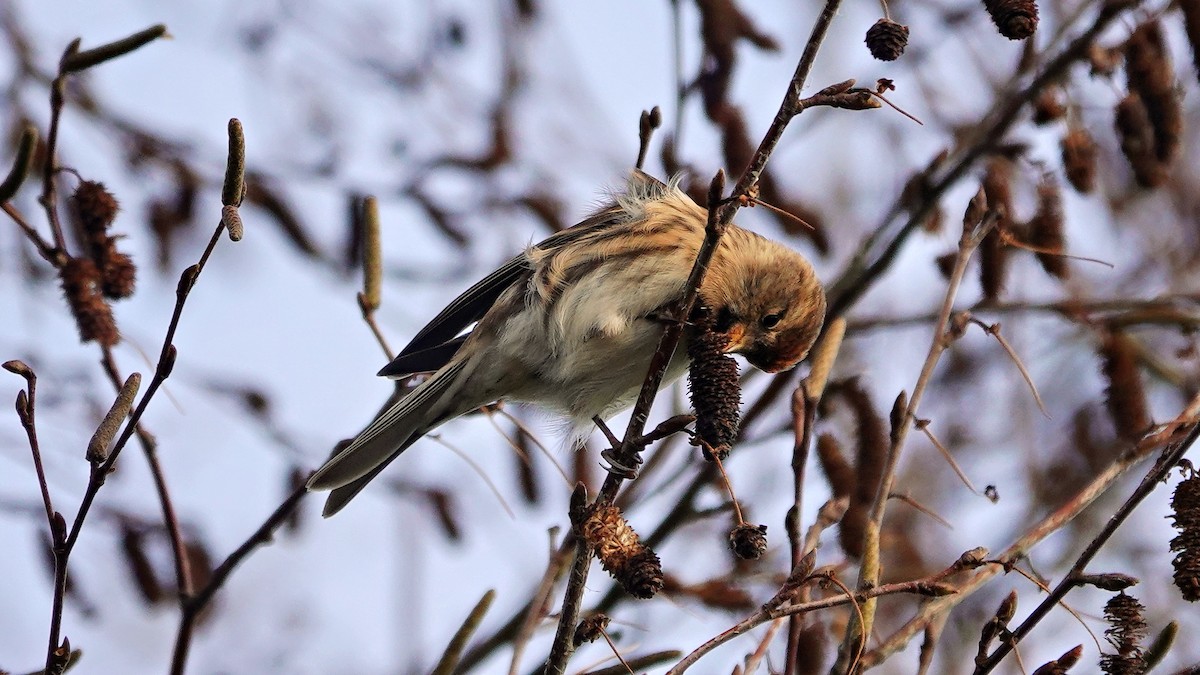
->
[600, 448, 642, 479]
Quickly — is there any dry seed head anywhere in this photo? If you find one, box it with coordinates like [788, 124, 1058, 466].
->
[687, 307, 741, 460]
[1101, 592, 1147, 675]
[573, 613, 610, 646]
[580, 504, 663, 598]
[865, 19, 909, 61]
[979, 157, 1014, 301]
[1027, 173, 1068, 280]
[71, 180, 119, 248]
[100, 250, 137, 299]
[1169, 475, 1200, 601]
[1032, 89, 1066, 125]
[1125, 21, 1182, 166]
[1089, 44, 1122, 77]
[60, 257, 119, 346]
[1099, 330, 1150, 439]
[1060, 128, 1098, 193]
[983, 0, 1039, 39]
[1115, 93, 1168, 188]
[728, 523, 768, 560]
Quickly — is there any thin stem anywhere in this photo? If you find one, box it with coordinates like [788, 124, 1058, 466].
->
[38, 75, 68, 252]
[784, 385, 817, 675]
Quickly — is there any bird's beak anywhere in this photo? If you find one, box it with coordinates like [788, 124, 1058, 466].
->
[723, 324, 749, 354]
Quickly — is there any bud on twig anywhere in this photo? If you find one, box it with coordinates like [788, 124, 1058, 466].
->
[60, 24, 170, 73]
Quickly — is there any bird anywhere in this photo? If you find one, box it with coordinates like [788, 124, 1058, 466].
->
[308, 170, 826, 516]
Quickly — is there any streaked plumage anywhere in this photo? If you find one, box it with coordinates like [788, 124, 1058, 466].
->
[308, 171, 826, 516]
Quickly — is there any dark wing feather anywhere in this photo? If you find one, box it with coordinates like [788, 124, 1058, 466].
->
[378, 335, 468, 378]
[387, 208, 624, 366]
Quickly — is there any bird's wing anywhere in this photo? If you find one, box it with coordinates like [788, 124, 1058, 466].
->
[381, 208, 625, 376]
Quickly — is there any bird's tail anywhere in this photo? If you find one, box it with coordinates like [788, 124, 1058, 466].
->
[308, 359, 468, 517]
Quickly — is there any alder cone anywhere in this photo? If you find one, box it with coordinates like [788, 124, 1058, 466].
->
[983, 0, 1039, 39]
[865, 19, 909, 61]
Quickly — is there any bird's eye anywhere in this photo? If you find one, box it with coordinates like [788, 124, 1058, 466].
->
[760, 313, 782, 330]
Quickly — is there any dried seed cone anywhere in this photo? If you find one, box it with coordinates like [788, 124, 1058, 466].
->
[1027, 175, 1068, 280]
[729, 523, 768, 560]
[1125, 21, 1182, 166]
[573, 614, 610, 646]
[1101, 592, 1147, 675]
[71, 180, 119, 247]
[1060, 128, 1098, 193]
[983, 0, 1039, 39]
[865, 19, 909, 61]
[1032, 90, 1066, 125]
[688, 310, 741, 461]
[1169, 476, 1200, 602]
[580, 504, 663, 598]
[979, 158, 1014, 301]
[101, 251, 137, 299]
[60, 257, 118, 346]
[1115, 93, 1167, 188]
[1099, 330, 1150, 439]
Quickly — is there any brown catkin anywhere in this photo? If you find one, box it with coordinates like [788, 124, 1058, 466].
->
[1060, 128, 1098, 193]
[1125, 21, 1182, 166]
[983, 0, 1039, 39]
[59, 257, 118, 346]
[687, 308, 741, 460]
[1184, 0, 1200, 84]
[1101, 592, 1148, 675]
[1169, 475, 1200, 601]
[979, 157, 1014, 301]
[816, 433, 855, 499]
[1115, 93, 1167, 188]
[1032, 89, 1066, 125]
[1027, 174, 1068, 279]
[865, 19, 909, 61]
[828, 378, 887, 559]
[1099, 330, 1150, 439]
[100, 251, 137, 299]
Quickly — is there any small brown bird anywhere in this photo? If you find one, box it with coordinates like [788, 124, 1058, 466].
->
[309, 171, 826, 516]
